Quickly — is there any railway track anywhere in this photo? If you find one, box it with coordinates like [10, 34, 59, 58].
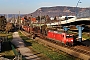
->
[35, 37, 90, 60]
[21, 31, 90, 60]
[39, 35, 90, 56]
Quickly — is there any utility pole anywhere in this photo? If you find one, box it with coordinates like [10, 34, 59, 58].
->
[7, 14, 8, 22]
[38, 8, 42, 29]
[19, 11, 20, 30]
[40, 12, 41, 29]
[59, 17, 61, 30]
[75, 0, 82, 17]
[13, 14, 15, 24]
[30, 15, 32, 33]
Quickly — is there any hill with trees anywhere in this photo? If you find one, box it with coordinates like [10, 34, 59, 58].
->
[28, 6, 89, 17]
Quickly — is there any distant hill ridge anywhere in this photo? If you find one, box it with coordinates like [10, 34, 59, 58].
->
[0, 6, 89, 18]
[29, 6, 89, 17]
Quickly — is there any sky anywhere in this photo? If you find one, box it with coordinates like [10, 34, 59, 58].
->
[0, 0, 90, 14]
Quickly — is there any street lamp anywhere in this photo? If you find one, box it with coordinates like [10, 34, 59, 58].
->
[76, 0, 82, 17]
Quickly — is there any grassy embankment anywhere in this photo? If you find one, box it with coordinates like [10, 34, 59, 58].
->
[0, 32, 15, 59]
[19, 31, 80, 60]
[82, 32, 90, 40]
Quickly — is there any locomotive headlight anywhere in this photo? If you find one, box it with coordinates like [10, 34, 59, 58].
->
[71, 40, 73, 41]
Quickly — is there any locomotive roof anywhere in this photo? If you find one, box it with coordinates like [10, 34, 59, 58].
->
[48, 30, 73, 35]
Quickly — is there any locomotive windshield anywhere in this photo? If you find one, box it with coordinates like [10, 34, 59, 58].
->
[66, 35, 73, 38]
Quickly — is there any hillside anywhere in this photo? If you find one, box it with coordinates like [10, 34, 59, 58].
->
[28, 6, 89, 17]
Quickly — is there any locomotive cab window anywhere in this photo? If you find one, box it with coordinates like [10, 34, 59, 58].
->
[66, 35, 73, 38]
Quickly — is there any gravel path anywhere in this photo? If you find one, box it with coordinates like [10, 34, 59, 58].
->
[11, 32, 40, 60]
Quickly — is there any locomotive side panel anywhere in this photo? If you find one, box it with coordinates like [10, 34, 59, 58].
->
[55, 33, 63, 42]
[47, 31, 54, 39]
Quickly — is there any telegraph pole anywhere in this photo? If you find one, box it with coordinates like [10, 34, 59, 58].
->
[7, 14, 8, 22]
[38, 8, 42, 29]
[30, 15, 32, 33]
[76, 0, 81, 17]
[40, 12, 41, 29]
[19, 11, 20, 30]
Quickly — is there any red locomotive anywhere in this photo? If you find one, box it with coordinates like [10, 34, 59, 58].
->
[47, 30, 74, 46]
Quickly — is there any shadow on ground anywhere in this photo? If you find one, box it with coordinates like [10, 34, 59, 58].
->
[81, 39, 90, 46]
[74, 39, 90, 47]
[20, 36, 32, 47]
[1, 41, 12, 52]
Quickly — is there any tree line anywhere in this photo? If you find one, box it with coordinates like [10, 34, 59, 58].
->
[22, 15, 58, 26]
[0, 16, 14, 33]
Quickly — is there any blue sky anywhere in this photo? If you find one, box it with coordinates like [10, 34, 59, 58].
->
[0, 0, 90, 14]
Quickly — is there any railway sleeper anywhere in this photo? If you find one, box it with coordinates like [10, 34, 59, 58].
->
[72, 47, 90, 55]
